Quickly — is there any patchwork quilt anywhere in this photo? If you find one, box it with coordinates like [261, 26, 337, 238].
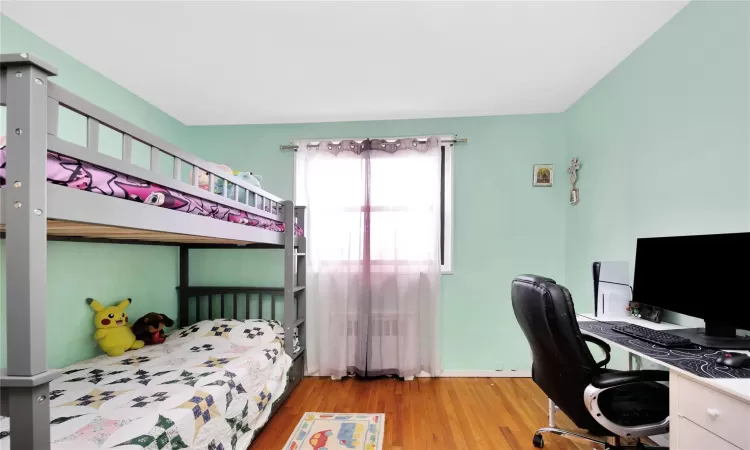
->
[0, 319, 293, 450]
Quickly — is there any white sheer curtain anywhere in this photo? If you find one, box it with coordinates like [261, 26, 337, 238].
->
[297, 139, 441, 378]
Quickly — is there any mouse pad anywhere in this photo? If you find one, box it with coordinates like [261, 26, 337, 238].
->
[578, 320, 750, 379]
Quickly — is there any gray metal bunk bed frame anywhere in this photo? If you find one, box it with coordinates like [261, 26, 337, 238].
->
[0, 53, 307, 450]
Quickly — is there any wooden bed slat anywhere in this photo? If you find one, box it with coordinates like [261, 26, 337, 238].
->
[48, 97, 60, 135]
[0, 220, 259, 245]
[123, 135, 133, 164]
[150, 147, 160, 172]
[172, 157, 181, 179]
[87, 118, 99, 151]
[192, 166, 200, 187]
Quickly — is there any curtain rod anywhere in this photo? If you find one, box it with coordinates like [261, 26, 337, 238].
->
[279, 137, 468, 151]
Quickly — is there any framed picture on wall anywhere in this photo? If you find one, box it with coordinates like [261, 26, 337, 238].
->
[533, 164, 554, 187]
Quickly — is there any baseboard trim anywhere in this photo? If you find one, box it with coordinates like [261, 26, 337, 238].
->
[304, 370, 533, 378]
[438, 370, 531, 378]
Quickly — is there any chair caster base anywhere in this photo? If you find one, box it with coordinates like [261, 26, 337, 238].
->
[534, 427, 668, 449]
[535, 427, 607, 447]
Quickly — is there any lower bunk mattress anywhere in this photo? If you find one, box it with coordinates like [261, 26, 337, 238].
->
[0, 318, 293, 450]
[0, 146, 303, 237]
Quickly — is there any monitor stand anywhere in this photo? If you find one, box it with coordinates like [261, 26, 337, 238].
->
[668, 323, 750, 350]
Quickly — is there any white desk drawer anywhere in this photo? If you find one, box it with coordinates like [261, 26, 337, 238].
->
[677, 376, 750, 449]
[676, 417, 741, 450]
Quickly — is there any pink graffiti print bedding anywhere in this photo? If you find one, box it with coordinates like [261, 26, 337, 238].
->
[0, 146, 303, 236]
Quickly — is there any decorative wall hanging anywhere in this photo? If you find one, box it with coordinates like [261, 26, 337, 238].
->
[532, 164, 554, 187]
[568, 157, 580, 205]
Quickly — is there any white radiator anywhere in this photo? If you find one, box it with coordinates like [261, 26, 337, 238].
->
[345, 313, 399, 338]
[338, 312, 412, 369]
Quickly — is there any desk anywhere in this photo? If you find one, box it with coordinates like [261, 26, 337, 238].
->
[577, 314, 750, 450]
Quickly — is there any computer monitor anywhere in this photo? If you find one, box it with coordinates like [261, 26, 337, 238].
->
[633, 232, 750, 349]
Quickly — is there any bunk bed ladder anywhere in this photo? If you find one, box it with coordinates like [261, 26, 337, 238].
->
[295, 205, 307, 362]
[0, 54, 61, 450]
[283, 201, 307, 362]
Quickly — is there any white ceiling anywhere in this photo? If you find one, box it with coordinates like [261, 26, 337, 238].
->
[2, 1, 687, 125]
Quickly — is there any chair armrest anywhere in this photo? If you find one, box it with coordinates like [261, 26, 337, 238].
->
[583, 334, 611, 367]
[591, 370, 669, 389]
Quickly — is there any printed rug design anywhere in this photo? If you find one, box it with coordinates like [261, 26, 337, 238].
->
[283, 412, 385, 450]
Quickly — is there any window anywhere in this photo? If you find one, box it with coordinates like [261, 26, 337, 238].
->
[439, 143, 454, 273]
[294, 137, 453, 273]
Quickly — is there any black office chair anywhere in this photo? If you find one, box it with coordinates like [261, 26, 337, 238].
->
[511, 275, 669, 449]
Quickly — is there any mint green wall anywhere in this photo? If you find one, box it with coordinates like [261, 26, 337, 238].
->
[187, 116, 569, 371]
[7, 0, 746, 373]
[44, 243, 178, 368]
[0, 15, 185, 368]
[1, 14, 569, 372]
[565, 0, 750, 331]
[0, 16, 189, 149]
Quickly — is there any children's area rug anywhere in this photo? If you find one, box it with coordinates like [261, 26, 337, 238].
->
[283, 412, 385, 450]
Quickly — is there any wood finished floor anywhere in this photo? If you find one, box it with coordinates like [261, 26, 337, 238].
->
[249, 377, 614, 450]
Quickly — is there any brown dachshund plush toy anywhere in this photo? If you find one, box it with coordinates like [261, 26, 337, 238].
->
[132, 313, 174, 345]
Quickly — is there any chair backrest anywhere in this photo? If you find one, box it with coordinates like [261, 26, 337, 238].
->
[511, 274, 606, 434]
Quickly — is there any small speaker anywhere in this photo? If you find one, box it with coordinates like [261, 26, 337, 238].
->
[629, 302, 663, 323]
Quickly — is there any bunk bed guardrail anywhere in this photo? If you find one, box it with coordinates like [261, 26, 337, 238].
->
[1, 56, 286, 223]
[44, 83, 288, 222]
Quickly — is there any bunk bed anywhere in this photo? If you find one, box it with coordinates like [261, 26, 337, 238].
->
[0, 53, 307, 450]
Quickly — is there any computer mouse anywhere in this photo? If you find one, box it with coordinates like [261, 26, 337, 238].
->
[716, 352, 750, 368]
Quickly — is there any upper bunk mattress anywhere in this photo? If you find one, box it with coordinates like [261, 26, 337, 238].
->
[0, 318, 293, 450]
[0, 147, 303, 236]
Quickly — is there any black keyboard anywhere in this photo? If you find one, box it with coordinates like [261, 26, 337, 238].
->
[612, 324, 693, 348]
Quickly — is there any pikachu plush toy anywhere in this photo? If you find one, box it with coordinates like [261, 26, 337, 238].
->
[86, 298, 145, 356]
